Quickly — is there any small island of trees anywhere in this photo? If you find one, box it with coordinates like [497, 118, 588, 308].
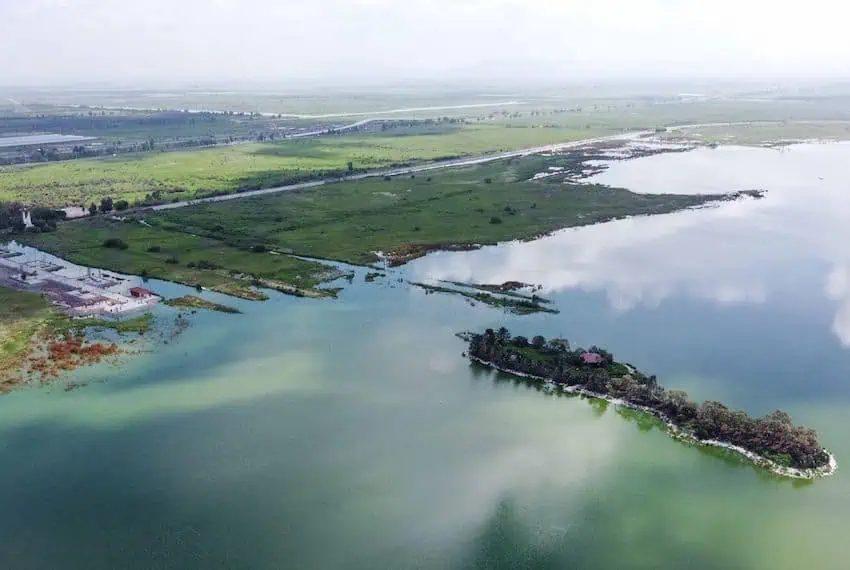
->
[463, 328, 834, 476]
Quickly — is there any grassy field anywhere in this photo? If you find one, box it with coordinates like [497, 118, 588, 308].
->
[0, 287, 54, 374]
[0, 286, 156, 387]
[0, 124, 607, 208]
[7, 91, 849, 209]
[81, 313, 156, 334]
[6, 88, 531, 117]
[0, 286, 74, 387]
[152, 155, 722, 265]
[660, 121, 850, 145]
[18, 151, 733, 298]
[19, 220, 338, 299]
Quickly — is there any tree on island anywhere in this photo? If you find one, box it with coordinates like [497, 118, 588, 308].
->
[463, 327, 830, 471]
[89, 203, 98, 215]
[547, 338, 570, 353]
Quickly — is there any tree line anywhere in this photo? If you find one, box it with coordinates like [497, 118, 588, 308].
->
[0, 202, 66, 232]
[89, 197, 130, 215]
[0, 196, 131, 234]
[466, 328, 829, 470]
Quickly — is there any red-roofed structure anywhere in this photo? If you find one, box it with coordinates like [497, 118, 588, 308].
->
[129, 287, 154, 298]
[582, 352, 604, 365]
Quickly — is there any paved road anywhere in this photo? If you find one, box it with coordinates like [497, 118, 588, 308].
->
[97, 101, 525, 120]
[284, 117, 382, 139]
[152, 130, 649, 211]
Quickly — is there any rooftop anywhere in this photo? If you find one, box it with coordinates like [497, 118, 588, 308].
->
[582, 352, 604, 365]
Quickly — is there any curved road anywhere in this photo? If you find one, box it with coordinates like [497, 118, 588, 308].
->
[152, 130, 650, 211]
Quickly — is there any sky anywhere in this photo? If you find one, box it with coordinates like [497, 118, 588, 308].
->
[0, 0, 848, 86]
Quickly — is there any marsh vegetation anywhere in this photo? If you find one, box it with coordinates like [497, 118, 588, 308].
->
[15, 148, 752, 300]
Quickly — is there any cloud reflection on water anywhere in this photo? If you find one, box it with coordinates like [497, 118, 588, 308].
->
[414, 206, 771, 313]
[413, 143, 850, 346]
[826, 266, 850, 347]
[0, 349, 324, 430]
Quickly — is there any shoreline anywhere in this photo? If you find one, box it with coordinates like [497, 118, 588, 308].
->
[468, 355, 838, 480]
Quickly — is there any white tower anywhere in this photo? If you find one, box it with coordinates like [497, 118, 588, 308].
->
[22, 210, 33, 229]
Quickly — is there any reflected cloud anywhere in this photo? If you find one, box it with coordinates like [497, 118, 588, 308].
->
[437, 399, 622, 519]
[349, 396, 627, 545]
[415, 208, 771, 313]
[0, 349, 324, 430]
[826, 266, 850, 346]
[413, 143, 850, 346]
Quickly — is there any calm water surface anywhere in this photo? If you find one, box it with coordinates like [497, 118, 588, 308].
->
[3, 143, 850, 569]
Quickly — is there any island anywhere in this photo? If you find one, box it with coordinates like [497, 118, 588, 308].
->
[461, 328, 837, 479]
[410, 282, 558, 315]
[163, 295, 241, 314]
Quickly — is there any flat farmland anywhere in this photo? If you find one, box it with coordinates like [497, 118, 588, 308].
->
[0, 124, 607, 208]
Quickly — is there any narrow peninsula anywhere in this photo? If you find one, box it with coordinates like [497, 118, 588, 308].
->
[461, 328, 837, 479]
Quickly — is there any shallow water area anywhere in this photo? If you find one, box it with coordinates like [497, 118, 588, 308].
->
[3, 142, 850, 569]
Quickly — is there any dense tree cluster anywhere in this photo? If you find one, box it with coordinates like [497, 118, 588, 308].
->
[101, 238, 128, 250]
[0, 201, 66, 233]
[466, 328, 829, 470]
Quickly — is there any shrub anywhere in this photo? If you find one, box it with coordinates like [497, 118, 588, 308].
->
[489, 216, 502, 224]
[31, 207, 65, 222]
[115, 200, 130, 211]
[484, 177, 493, 184]
[146, 245, 161, 253]
[512, 336, 529, 347]
[165, 257, 180, 264]
[102, 238, 128, 250]
[251, 244, 268, 253]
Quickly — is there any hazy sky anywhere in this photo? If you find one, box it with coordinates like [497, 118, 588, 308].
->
[1, 0, 848, 85]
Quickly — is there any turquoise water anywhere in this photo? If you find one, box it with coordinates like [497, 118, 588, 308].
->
[3, 143, 850, 568]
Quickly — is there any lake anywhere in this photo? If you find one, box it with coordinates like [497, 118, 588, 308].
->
[2, 142, 850, 569]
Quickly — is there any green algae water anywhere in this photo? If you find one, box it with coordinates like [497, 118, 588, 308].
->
[3, 143, 850, 569]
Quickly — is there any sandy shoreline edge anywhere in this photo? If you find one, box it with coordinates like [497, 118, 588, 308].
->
[469, 356, 838, 480]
